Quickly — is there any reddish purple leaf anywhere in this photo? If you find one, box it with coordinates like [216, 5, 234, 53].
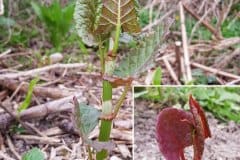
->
[156, 108, 194, 160]
[156, 95, 211, 160]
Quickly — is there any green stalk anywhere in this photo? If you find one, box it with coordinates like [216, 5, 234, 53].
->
[96, 81, 113, 159]
[113, 85, 130, 116]
[97, 2, 122, 158]
[99, 41, 105, 73]
[97, 36, 114, 159]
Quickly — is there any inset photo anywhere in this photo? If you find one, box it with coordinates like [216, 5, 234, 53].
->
[134, 86, 240, 160]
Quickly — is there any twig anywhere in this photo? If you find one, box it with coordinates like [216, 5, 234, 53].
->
[182, 2, 222, 40]
[154, 0, 165, 19]
[221, 0, 233, 27]
[14, 135, 60, 145]
[213, 37, 240, 50]
[9, 82, 24, 101]
[0, 151, 14, 160]
[191, 62, 240, 80]
[214, 48, 240, 69]
[0, 51, 31, 59]
[25, 122, 47, 137]
[190, 37, 240, 53]
[0, 49, 11, 58]
[142, 8, 176, 32]
[43, 127, 64, 136]
[0, 90, 8, 101]
[215, 77, 225, 85]
[0, 102, 35, 134]
[88, 91, 101, 106]
[39, 66, 68, 87]
[189, 0, 220, 43]
[0, 63, 86, 79]
[179, 1, 192, 82]
[197, 0, 207, 14]
[76, 71, 100, 76]
[6, 135, 21, 160]
[227, 79, 240, 85]
[0, 93, 83, 131]
[155, 53, 175, 62]
[0, 79, 73, 99]
[144, 0, 161, 9]
[175, 41, 184, 80]
[163, 57, 181, 85]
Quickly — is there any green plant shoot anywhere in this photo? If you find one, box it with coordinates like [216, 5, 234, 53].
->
[74, 0, 164, 159]
[18, 77, 39, 113]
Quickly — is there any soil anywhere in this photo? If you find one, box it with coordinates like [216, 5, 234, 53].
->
[134, 100, 240, 160]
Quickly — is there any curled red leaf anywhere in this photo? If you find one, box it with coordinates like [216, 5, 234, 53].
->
[189, 95, 211, 160]
[189, 95, 211, 138]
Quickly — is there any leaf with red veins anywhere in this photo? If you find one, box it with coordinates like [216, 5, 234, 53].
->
[189, 95, 211, 160]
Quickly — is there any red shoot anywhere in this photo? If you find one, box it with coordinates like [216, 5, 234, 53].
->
[156, 95, 211, 160]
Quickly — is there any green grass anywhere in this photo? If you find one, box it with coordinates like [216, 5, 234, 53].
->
[222, 18, 240, 38]
[31, 0, 75, 51]
[135, 86, 240, 123]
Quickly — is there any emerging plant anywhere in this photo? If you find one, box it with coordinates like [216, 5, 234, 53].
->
[31, 0, 74, 50]
[156, 95, 211, 160]
[73, 0, 163, 159]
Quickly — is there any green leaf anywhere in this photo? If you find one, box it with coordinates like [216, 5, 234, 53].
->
[18, 77, 39, 113]
[113, 25, 163, 77]
[74, 0, 102, 46]
[74, 99, 101, 137]
[22, 148, 44, 160]
[152, 67, 162, 85]
[74, 0, 141, 46]
[217, 89, 240, 102]
[94, 0, 141, 34]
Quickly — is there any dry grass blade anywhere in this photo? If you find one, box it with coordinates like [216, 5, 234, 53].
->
[0, 63, 86, 79]
[179, 1, 192, 82]
[6, 135, 21, 160]
[0, 151, 15, 160]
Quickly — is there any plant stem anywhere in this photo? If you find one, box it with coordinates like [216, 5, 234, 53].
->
[112, 0, 121, 55]
[113, 85, 130, 116]
[97, 2, 122, 158]
[99, 41, 105, 73]
[97, 37, 113, 159]
[96, 81, 113, 160]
